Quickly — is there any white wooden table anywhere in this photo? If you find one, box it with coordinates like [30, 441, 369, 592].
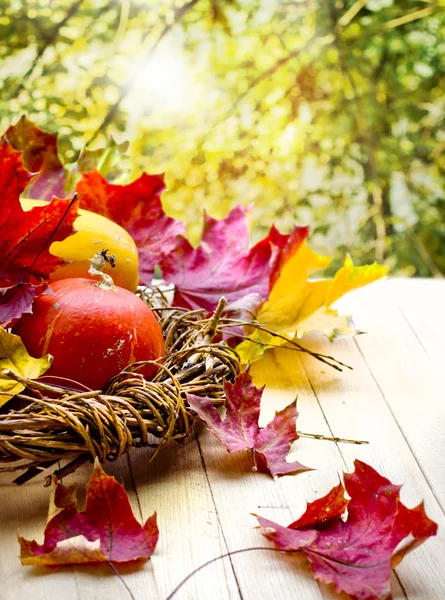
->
[1, 278, 444, 600]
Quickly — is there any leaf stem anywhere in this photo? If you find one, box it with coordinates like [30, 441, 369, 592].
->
[107, 561, 136, 600]
[165, 547, 298, 600]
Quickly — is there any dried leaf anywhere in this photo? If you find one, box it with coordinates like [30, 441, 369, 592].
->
[187, 369, 308, 477]
[257, 460, 438, 600]
[221, 293, 264, 343]
[0, 139, 79, 327]
[236, 248, 388, 363]
[76, 170, 186, 284]
[223, 293, 264, 323]
[19, 459, 159, 566]
[4, 115, 65, 199]
[64, 137, 130, 193]
[5, 117, 133, 198]
[161, 205, 309, 311]
[0, 327, 52, 405]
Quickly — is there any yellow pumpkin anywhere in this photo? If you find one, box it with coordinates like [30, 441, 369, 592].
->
[20, 199, 139, 292]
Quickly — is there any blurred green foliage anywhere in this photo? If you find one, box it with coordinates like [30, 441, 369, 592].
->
[1, 0, 444, 275]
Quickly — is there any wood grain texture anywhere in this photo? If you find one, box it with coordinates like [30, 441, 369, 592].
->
[0, 278, 443, 600]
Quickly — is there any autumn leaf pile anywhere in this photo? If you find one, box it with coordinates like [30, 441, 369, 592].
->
[0, 117, 438, 600]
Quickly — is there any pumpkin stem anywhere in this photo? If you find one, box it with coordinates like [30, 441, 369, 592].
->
[88, 250, 116, 291]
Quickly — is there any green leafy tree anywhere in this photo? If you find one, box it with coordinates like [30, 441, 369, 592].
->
[0, 0, 443, 275]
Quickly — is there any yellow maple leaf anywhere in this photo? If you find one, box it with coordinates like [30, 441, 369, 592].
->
[236, 247, 388, 363]
[0, 327, 52, 406]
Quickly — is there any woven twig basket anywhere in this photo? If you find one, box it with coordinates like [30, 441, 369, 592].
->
[0, 292, 240, 484]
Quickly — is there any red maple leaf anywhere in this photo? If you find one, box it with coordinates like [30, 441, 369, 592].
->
[4, 115, 65, 199]
[0, 139, 78, 327]
[256, 460, 438, 600]
[76, 170, 186, 285]
[161, 205, 309, 311]
[19, 459, 159, 566]
[187, 369, 309, 477]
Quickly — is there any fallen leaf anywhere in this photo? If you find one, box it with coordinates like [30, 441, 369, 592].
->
[257, 460, 438, 600]
[19, 458, 159, 565]
[76, 170, 186, 285]
[236, 248, 388, 363]
[0, 139, 79, 327]
[4, 115, 65, 199]
[187, 369, 308, 477]
[161, 205, 309, 311]
[0, 327, 52, 405]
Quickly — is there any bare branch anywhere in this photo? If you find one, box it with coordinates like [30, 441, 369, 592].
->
[338, 0, 368, 27]
[383, 5, 434, 29]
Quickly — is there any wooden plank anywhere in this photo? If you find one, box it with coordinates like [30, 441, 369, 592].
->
[68, 456, 161, 600]
[0, 440, 241, 600]
[298, 342, 444, 599]
[386, 278, 445, 366]
[336, 280, 445, 509]
[0, 475, 79, 600]
[192, 419, 327, 600]
[188, 335, 409, 600]
[0, 457, 160, 600]
[0, 278, 443, 600]
[128, 435, 241, 600]
[252, 348, 407, 600]
[291, 295, 445, 599]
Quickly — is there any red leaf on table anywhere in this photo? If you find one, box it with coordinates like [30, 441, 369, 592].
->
[4, 115, 65, 199]
[76, 170, 186, 284]
[19, 459, 159, 566]
[161, 205, 309, 311]
[289, 481, 348, 529]
[0, 140, 78, 327]
[257, 460, 438, 600]
[187, 369, 309, 477]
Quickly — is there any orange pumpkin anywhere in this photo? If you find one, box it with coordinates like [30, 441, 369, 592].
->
[13, 278, 164, 390]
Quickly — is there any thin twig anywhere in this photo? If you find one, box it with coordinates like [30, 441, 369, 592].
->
[338, 0, 368, 27]
[297, 431, 368, 445]
[383, 6, 434, 29]
[165, 547, 299, 600]
[219, 317, 352, 371]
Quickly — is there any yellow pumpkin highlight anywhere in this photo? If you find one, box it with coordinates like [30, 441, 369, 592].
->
[20, 199, 139, 292]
